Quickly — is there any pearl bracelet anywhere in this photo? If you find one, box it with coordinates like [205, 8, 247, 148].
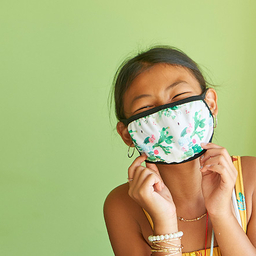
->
[148, 231, 183, 242]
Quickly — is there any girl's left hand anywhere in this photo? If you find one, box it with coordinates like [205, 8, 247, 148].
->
[200, 143, 238, 218]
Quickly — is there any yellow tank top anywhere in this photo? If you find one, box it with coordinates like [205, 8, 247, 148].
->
[143, 156, 247, 256]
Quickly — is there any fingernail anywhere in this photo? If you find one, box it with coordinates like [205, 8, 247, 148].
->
[201, 143, 207, 147]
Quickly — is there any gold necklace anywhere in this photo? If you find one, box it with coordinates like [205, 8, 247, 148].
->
[178, 212, 207, 222]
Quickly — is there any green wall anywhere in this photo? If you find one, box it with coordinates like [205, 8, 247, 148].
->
[1, 1, 256, 255]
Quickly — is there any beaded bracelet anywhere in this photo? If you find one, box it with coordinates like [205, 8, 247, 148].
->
[148, 231, 183, 242]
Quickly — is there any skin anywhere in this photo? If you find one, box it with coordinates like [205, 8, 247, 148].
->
[104, 63, 256, 255]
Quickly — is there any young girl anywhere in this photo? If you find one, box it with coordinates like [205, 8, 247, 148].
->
[104, 46, 256, 256]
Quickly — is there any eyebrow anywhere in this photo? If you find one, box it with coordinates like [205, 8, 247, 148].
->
[131, 80, 186, 104]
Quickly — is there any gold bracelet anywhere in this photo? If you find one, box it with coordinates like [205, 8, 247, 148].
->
[151, 247, 182, 256]
[150, 237, 183, 255]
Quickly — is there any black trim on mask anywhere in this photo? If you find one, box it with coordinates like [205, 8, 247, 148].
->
[121, 90, 208, 126]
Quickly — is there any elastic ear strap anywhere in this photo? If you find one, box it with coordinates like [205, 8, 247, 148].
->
[202, 88, 209, 99]
[120, 118, 128, 126]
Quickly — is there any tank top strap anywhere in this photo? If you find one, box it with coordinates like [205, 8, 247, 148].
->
[142, 208, 154, 231]
[232, 156, 247, 232]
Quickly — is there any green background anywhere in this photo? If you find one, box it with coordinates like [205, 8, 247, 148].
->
[1, 1, 256, 255]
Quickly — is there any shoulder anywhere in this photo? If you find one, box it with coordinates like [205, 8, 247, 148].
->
[240, 156, 256, 193]
[104, 183, 152, 255]
[104, 182, 145, 227]
[240, 155, 256, 170]
[104, 183, 135, 215]
[240, 156, 256, 220]
[240, 156, 256, 245]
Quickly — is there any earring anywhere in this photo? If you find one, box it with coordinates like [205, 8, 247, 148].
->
[213, 115, 218, 128]
[128, 143, 135, 158]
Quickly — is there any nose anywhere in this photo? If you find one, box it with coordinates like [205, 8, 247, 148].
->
[153, 92, 172, 107]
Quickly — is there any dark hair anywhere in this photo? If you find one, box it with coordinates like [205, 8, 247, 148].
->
[113, 46, 209, 121]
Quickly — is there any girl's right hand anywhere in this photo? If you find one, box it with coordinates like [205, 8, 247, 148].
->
[128, 154, 177, 228]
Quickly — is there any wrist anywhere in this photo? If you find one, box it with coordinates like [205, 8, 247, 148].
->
[152, 213, 179, 235]
[208, 210, 235, 225]
[206, 199, 234, 220]
[208, 201, 234, 221]
[149, 231, 183, 256]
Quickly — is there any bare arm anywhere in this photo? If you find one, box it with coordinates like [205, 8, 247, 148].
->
[104, 154, 181, 256]
[104, 184, 152, 256]
[210, 157, 256, 256]
[210, 213, 256, 256]
[200, 145, 256, 256]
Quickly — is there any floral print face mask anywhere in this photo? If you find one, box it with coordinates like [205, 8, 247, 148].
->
[122, 91, 214, 164]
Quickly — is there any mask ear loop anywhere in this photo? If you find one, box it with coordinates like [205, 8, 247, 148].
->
[213, 115, 218, 128]
[128, 143, 135, 158]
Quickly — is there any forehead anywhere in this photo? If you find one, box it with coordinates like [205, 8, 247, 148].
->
[136, 63, 197, 84]
[124, 63, 201, 102]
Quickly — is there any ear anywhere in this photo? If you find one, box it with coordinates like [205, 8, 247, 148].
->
[205, 88, 218, 117]
[116, 122, 133, 146]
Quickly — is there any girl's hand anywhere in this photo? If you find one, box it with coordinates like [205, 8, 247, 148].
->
[128, 154, 177, 227]
[200, 143, 238, 218]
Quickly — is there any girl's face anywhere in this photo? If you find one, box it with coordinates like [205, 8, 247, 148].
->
[117, 63, 217, 150]
[123, 63, 203, 119]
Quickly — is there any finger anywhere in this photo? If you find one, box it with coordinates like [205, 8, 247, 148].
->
[200, 163, 232, 184]
[201, 160, 236, 184]
[144, 173, 163, 193]
[201, 152, 238, 180]
[135, 172, 162, 195]
[200, 147, 230, 165]
[132, 166, 160, 190]
[129, 173, 163, 210]
[201, 154, 231, 175]
[129, 170, 162, 201]
[201, 153, 228, 167]
[128, 154, 147, 180]
[132, 165, 147, 185]
[201, 142, 223, 149]
[200, 143, 223, 165]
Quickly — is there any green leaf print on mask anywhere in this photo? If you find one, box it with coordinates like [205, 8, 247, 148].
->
[147, 154, 164, 162]
[193, 111, 206, 137]
[181, 111, 206, 140]
[158, 106, 180, 119]
[134, 117, 149, 127]
[183, 148, 194, 158]
[143, 127, 173, 155]
[129, 129, 170, 162]
[180, 127, 188, 137]
[183, 143, 202, 158]
[191, 144, 202, 153]
[179, 110, 206, 159]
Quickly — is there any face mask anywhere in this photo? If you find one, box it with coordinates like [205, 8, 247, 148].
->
[122, 91, 214, 164]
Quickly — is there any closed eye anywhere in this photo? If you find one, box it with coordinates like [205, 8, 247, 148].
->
[134, 105, 154, 114]
[133, 92, 191, 114]
[172, 92, 189, 99]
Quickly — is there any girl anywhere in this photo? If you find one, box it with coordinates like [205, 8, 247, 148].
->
[104, 46, 256, 256]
